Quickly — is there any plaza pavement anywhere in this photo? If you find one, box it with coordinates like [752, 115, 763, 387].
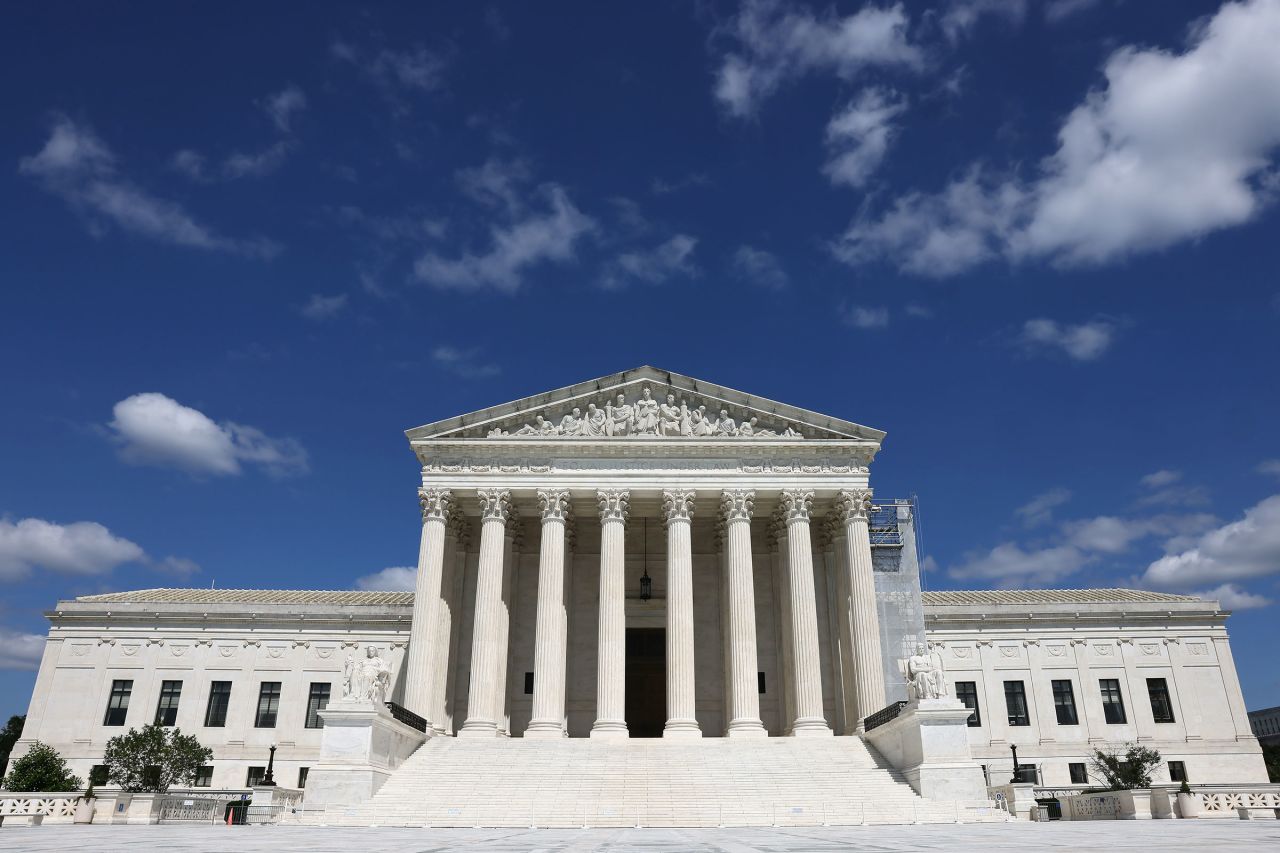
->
[1, 821, 1279, 852]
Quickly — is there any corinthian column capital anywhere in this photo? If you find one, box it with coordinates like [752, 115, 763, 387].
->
[538, 489, 572, 522]
[780, 489, 814, 524]
[477, 489, 513, 522]
[420, 488, 454, 523]
[720, 489, 754, 523]
[662, 489, 696, 526]
[597, 489, 630, 523]
[834, 488, 873, 524]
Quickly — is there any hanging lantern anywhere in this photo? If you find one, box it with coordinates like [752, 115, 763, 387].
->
[640, 518, 653, 600]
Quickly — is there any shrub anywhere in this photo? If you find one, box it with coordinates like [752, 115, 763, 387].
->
[1087, 743, 1162, 790]
[102, 724, 212, 793]
[1, 741, 82, 792]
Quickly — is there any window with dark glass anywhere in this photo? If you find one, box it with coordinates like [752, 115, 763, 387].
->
[305, 682, 331, 729]
[1147, 678, 1176, 723]
[104, 680, 132, 726]
[1069, 762, 1088, 784]
[205, 681, 232, 727]
[154, 680, 182, 726]
[1052, 679, 1079, 725]
[955, 681, 981, 727]
[90, 764, 109, 786]
[194, 766, 213, 787]
[255, 682, 281, 728]
[1004, 680, 1030, 726]
[1168, 760, 1187, 782]
[297, 767, 310, 789]
[1100, 679, 1127, 724]
[246, 766, 266, 787]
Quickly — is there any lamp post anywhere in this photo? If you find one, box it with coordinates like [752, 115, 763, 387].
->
[261, 744, 277, 787]
[1009, 743, 1019, 784]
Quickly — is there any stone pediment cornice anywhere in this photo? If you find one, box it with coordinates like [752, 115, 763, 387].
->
[405, 366, 885, 444]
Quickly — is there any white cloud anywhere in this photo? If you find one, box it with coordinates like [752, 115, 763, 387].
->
[949, 542, 1090, 587]
[1140, 469, 1183, 489]
[650, 173, 710, 195]
[1045, 0, 1102, 23]
[939, 0, 1027, 43]
[731, 245, 789, 290]
[836, 0, 1280, 275]
[456, 158, 532, 214]
[712, 0, 922, 117]
[1015, 487, 1072, 526]
[152, 555, 201, 577]
[356, 566, 417, 592]
[1196, 582, 1272, 609]
[221, 141, 292, 179]
[0, 518, 145, 580]
[414, 186, 595, 293]
[0, 629, 47, 670]
[261, 85, 307, 133]
[108, 392, 308, 477]
[823, 88, 908, 188]
[904, 302, 933, 318]
[599, 234, 698, 290]
[431, 346, 501, 379]
[20, 116, 276, 257]
[1142, 494, 1280, 589]
[841, 304, 890, 329]
[333, 41, 449, 100]
[1258, 459, 1280, 478]
[1020, 317, 1118, 361]
[1137, 484, 1210, 508]
[299, 293, 349, 321]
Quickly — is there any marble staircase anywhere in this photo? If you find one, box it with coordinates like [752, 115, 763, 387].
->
[318, 736, 1005, 827]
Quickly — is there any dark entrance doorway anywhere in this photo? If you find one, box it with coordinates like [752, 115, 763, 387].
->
[625, 628, 666, 737]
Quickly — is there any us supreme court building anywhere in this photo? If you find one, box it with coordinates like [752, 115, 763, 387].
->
[12, 367, 1269, 826]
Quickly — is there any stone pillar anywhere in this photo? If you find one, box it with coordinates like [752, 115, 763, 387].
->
[770, 515, 796, 735]
[591, 489, 629, 739]
[492, 516, 520, 736]
[440, 517, 469, 734]
[781, 489, 832, 736]
[459, 489, 511, 738]
[722, 489, 767, 737]
[404, 488, 453, 723]
[427, 513, 464, 735]
[662, 489, 700, 738]
[527, 489, 571, 738]
[834, 488, 886, 729]
[829, 516, 858, 735]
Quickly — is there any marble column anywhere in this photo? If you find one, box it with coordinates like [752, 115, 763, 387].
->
[492, 516, 520, 736]
[662, 489, 700, 738]
[770, 515, 797, 735]
[834, 489, 886, 730]
[781, 489, 832, 736]
[722, 490, 767, 737]
[459, 489, 511, 738]
[591, 489, 629, 739]
[828, 516, 858, 735]
[430, 513, 468, 735]
[526, 489, 571, 738]
[405, 488, 453, 723]
[440, 516, 469, 734]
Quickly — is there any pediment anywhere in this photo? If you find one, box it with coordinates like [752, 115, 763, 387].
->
[406, 366, 884, 444]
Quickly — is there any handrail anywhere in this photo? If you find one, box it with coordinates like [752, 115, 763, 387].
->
[385, 701, 429, 732]
[863, 700, 909, 732]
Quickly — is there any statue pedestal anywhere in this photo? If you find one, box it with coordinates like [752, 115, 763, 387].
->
[862, 698, 988, 802]
[302, 700, 429, 810]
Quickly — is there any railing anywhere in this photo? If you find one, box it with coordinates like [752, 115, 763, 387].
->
[0, 793, 81, 824]
[385, 701, 429, 732]
[868, 504, 904, 547]
[863, 700, 908, 732]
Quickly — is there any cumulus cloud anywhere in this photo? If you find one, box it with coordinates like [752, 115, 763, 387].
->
[1019, 317, 1118, 361]
[599, 234, 698, 290]
[0, 518, 145, 580]
[712, 0, 922, 117]
[949, 542, 1089, 587]
[841, 304, 890, 329]
[1257, 459, 1280, 478]
[261, 85, 307, 133]
[1196, 582, 1272, 610]
[108, 392, 308, 477]
[731, 245, 789, 290]
[1062, 512, 1217, 554]
[431, 346, 501, 379]
[299, 293, 349, 321]
[939, 0, 1028, 43]
[837, 0, 1280, 275]
[0, 629, 47, 670]
[332, 40, 450, 105]
[20, 116, 275, 257]
[1140, 469, 1183, 489]
[824, 88, 908, 188]
[1141, 494, 1280, 590]
[356, 566, 417, 592]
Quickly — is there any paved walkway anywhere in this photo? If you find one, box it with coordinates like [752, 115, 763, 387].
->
[0, 821, 1278, 852]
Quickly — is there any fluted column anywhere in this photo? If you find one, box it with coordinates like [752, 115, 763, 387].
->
[828, 516, 858, 736]
[492, 515, 520, 736]
[662, 489, 700, 738]
[835, 489, 885, 729]
[770, 514, 796, 735]
[722, 490, 767, 737]
[459, 489, 511, 738]
[405, 488, 453, 723]
[591, 489, 629, 739]
[430, 513, 468, 734]
[781, 490, 832, 736]
[527, 490, 571, 738]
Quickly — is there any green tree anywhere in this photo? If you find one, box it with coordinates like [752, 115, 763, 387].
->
[1088, 743, 1162, 790]
[1, 741, 82, 792]
[1263, 742, 1280, 783]
[102, 725, 212, 793]
[0, 714, 25, 777]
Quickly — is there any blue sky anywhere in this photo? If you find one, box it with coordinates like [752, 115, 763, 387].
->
[3, 0, 1279, 716]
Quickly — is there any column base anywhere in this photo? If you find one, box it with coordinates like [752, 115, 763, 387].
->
[590, 720, 629, 739]
[663, 719, 702, 738]
[457, 719, 499, 738]
[524, 721, 567, 739]
[790, 717, 834, 737]
[727, 719, 768, 738]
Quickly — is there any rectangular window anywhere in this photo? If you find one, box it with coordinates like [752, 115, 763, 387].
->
[154, 680, 182, 726]
[1147, 678, 1176, 723]
[205, 681, 232, 727]
[305, 682, 331, 729]
[1168, 760, 1187, 782]
[255, 682, 281, 728]
[1069, 762, 1088, 784]
[1004, 680, 1030, 726]
[524, 672, 534, 695]
[1100, 679, 1127, 724]
[246, 766, 266, 787]
[297, 767, 309, 789]
[1052, 680, 1079, 726]
[955, 681, 981, 727]
[90, 764, 109, 786]
[104, 680, 132, 726]
[193, 766, 213, 787]
[758, 672, 766, 694]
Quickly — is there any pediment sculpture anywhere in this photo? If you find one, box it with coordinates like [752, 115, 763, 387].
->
[485, 385, 804, 439]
